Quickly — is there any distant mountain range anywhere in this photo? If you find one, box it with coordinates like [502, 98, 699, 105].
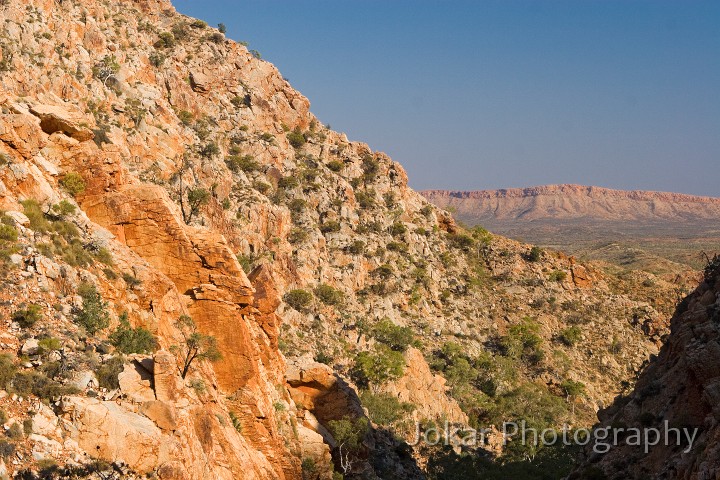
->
[422, 184, 720, 225]
[422, 185, 720, 271]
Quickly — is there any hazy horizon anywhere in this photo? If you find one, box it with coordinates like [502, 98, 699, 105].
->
[173, 0, 720, 197]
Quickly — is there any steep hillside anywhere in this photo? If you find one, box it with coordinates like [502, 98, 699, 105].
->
[0, 1, 692, 478]
[572, 257, 720, 480]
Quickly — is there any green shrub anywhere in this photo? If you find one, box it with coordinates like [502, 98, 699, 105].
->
[373, 264, 394, 279]
[92, 55, 120, 82]
[284, 289, 313, 312]
[386, 241, 408, 253]
[288, 198, 307, 215]
[371, 319, 413, 352]
[499, 318, 544, 366]
[288, 228, 309, 244]
[320, 221, 341, 234]
[94, 247, 113, 265]
[287, 129, 307, 149]
[361, 155, 380, 182]
[59, 172, 85, 196]
[313, 284, 344, 306]
[12, 370, 78, 399]
[278, 176, 299, 189]
[549, 270, 567, 282]
[149, 51, 165, 67]
[0, 355, 17, 390]
[448, 233, 474, 251]
[347, 240, 365, 255]
[230, 95, 251, 108]
[181, 187, 210, 224]
[23, 418, 32, 436]
[327, 416, 369, 452]
[12, 304, 42, 328]
[74, 283, 110, 335]
[109, 313, 157, 354]
[226, 154, 258, 173]
[389, 222, 407, 237]
[21, 200, 50, 232]
[360, 391, 414, 425]
[96, 356, 125, 390]
[0, 440, 15, 461]
[301, 458, 317, 479]
[0, 439, 14, 459]
[51, 200, 76, 218]
[122, 272, 142, 288]
[327, 160, 343, 172]
[5, 423, 22, 440]
[527, 246, 543, 262]
[155, 31, 175, 48]
[560, 379, 585, 399]
[229, 411, 242, 433]
[178, 110, 194, 126]
[355, 191, 375, 209]
[0, 224, 18, 242]
[37, 337, 62, 355]
[253, 182, 271, 194]
[171, 22, 190, 41]
[199, 142, 220, 159]
[351, 344, 405, 388]
[558, 326, 582, 346]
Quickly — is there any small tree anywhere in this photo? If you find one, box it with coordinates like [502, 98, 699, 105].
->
[74, 283, 110, 335]
[327, 416, 369, 476]
[180, 187, 210, 225]
[12, 304, 42, 328]
[171, 315, 221, 379]
[527, 246, 543, 262]
[50, 200, 76, 218]
[371, 319, 414, 352]
[283, 289, 313, 312]
[92, 55, 120, 86]
[313, 284, 344, 306]
[60, 173, 86, 197]
[351, 344, 405, 391]
[109, 312, 158, 354]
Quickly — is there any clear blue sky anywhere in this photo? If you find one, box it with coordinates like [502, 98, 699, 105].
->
[172, 0, 720, 196]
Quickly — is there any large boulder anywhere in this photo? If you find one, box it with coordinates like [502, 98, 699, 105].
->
[62, 397, 163, 473]
[29, 104, 94, 142]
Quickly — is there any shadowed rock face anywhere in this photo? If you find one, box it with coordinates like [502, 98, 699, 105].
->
[572, 263, 720, 479]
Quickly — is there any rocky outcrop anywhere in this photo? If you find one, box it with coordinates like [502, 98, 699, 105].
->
[29, 103, 95, 142]
[383, 348, 467, 425]
[572, 263, 720, 479]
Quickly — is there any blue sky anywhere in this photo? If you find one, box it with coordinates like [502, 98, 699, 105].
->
[172, 1, 720, 196]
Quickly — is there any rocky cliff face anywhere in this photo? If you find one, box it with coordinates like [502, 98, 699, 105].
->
[0, 1, 694, 478]
[572, 258, 720, 480]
